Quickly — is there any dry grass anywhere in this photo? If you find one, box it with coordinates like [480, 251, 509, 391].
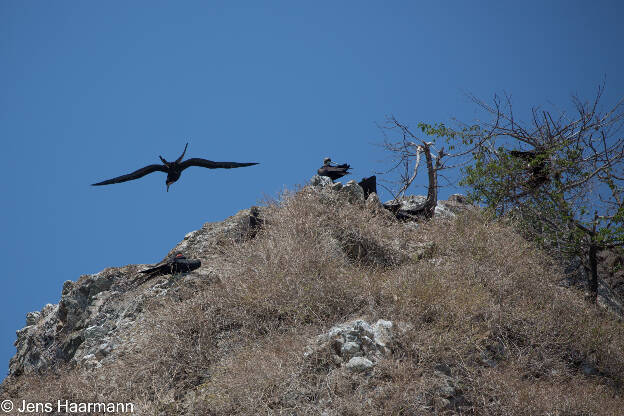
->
[3, 188, 624, 415]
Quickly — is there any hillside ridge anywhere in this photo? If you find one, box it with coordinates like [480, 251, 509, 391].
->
[3, 181, 623, 415]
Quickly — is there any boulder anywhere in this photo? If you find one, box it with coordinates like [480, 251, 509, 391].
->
[304, 319, 402, 371]
[345, 357, 374, 372]
[384, 194, 473, 221]
[310, 175, 333, 187]
[25, 311, 41, 326]
[341, 180, 365, 202]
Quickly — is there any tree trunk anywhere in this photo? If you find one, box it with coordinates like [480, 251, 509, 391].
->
[422, 142, 438, 219]
[588, 241, 598, 304]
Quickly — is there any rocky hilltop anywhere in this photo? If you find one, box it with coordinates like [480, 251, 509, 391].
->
[2, 179, 624, 415]
[5, 179, 471, 382]
[7, 204, 264, 380]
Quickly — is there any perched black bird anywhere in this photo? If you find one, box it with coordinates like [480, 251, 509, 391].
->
[510, 149, 550, 187]
[92, 143, 258, 191]
[358, 175, 377, 199]
[139, 253, 201, 278]
[510, 150, 540, 160]
[317, 157, 351, 181]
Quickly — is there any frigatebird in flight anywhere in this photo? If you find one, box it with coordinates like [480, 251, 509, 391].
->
[92, 143, 258, 191]
[317, 157, 351, 181]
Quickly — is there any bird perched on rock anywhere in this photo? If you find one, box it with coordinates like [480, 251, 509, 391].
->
[358, 175, 377, 199]
[92, 143, 258, 191]
[317, 157, 351, 181]
[139, 253, 201, 278]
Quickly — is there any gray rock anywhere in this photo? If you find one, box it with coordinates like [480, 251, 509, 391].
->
[167, 206, 267, 257]
[402, 195, 428, 210]
[41, 303, 56, 317]
[374, 319, 393, 330]
[340, 180, 365, 202]
[62, 333, 84, 358]
[310, 174, 333, 187]
[439, 384, 456, 397]
[353, 320, 374, 338]
[184, 230, 198, 240]
[372, 319, 393, 348]
[310, 175, 366, 204]
[82, 353, 96, 361]
[365, 192, 383, 211]
[15, 326, 33, 342]
[95, 343, 112, 360]
[433, 204, 455, 218]
[361, 335, 375, 348]
[62, 280, 74, 296]
[447, 194, 468, 204]
[383, 194, 473, 220]
[305, 318, 405, 373]
[345, 357, 374, 372]
[341, 341, 361, 357]
[26, 311, 41, 326]
[330, 182, 343, 191]
[85, 273, 114, 297]
[84, 325, 108, 342]
[442, 194, 475, 215]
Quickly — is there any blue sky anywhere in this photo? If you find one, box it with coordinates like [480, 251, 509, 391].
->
[1, 1, 622, 379]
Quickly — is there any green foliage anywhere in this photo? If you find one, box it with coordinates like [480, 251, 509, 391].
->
[416, 114, 623, 265]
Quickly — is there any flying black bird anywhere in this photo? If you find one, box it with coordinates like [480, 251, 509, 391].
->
[92, 143, 258, 191]
[139, 253, 201, 278]
[317, 157, 351, 181]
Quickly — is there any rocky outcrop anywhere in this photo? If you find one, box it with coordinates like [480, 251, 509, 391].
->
[8, 180, 620, 391]
[5, 181, 468, 385]
[383, 194, 474, 220]
[5, 182, 476, 378]
[5, 207, 265, 382]
[310, 175, 473, 219]
[5, 182, 624, 414]
[310, 175, 366, 203]
[304, 319, 402, 372]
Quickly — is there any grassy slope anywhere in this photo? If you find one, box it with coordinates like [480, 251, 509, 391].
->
[4, 188, 624, 415]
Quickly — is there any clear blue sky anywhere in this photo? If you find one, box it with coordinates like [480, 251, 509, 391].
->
[1, 1, 622, 379]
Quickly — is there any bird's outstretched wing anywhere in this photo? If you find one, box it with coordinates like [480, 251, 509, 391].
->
[139, 264, 168, 274]
[318, 165, 351, 175]
[179, 158, 259, 170]
[91, 164, 168, 186]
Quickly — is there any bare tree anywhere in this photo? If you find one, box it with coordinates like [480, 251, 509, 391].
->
[379, 116, 448, 219]
[379, 115, 483, 219]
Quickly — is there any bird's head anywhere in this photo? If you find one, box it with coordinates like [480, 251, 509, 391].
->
[166, 180, 174, 192]
[323, 157, 332, 165]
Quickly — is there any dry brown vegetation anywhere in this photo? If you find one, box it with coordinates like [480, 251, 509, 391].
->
[4, 187, 624, 415]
